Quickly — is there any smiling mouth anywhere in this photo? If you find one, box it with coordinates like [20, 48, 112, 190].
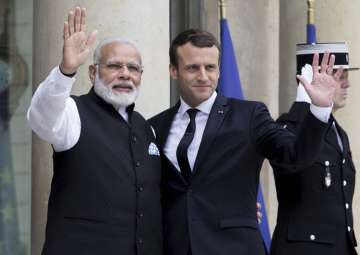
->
[112, 84, 133, 92]
[193, 84, 211, 89]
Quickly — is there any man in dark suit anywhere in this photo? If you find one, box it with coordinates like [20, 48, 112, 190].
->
[149, 29, 344, 255]
[270, 43, 357, 255]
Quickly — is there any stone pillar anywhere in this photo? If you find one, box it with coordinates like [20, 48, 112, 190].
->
[279, 1, 307, 114]
[202, 0, 280, 232]
[280, 2, 360, 251]
[316, 2, 360, 252]
[32, 0, 169, 253]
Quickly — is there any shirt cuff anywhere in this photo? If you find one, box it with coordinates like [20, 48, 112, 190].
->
[48, 66, 76, 96]
[310, 104, 332, 123]
[59, 66, 77, 77]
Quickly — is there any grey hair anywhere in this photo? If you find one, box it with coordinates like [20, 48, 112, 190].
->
[93, 37, 142, 64]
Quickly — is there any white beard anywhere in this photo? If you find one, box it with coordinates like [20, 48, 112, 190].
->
[93, 74, 139, 110]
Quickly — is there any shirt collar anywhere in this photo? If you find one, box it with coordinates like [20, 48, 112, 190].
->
[178, 91, 217, 116]
[118, 106, 127, 115]
[117, 105, 128, 122]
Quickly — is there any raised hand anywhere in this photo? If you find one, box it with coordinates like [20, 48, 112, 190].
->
[297, 52, 343, 107]
[59, 7, 97, 75]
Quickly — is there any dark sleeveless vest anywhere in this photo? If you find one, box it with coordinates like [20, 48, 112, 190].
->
[42, 89, 163, 255]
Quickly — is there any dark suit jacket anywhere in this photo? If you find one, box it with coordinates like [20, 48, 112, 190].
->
[149, 94, 329, 255]
[270, 102, 357, 255]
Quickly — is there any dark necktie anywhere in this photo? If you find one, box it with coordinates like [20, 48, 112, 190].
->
[176, 109, 199, 181]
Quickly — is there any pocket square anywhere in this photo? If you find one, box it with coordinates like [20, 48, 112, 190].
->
[148, 142, 160, 156]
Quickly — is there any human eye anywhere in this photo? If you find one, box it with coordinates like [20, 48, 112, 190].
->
[127, 63, 141, 73]
[185, 65, 199, 73]
[206, 64, 217, 72]
[106, 63, 121, 70]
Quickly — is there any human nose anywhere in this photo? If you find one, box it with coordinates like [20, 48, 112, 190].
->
[117, 65, 130, 79]
[197, 66, 209, 81]
[341, 78, 350, 88]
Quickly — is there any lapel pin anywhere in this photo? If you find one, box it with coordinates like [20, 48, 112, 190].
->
[218, 110, 224, 114]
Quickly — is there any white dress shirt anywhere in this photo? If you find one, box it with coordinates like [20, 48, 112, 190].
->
[27, 66, 128, 152]
[163, 91, 217, 172]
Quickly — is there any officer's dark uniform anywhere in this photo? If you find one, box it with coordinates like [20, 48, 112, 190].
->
[270, 102, 357, 255]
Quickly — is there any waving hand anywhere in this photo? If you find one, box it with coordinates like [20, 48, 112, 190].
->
[59, 7, 97, 75]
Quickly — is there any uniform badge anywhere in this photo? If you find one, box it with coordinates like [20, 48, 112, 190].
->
[148, 142, 160, 156]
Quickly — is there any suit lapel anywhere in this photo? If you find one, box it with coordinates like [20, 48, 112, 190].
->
[155, 102, 180, 149]
[153, 102, 189, 185]
[325, 115, 343, 154]
[192, 94, 228, 177]
[333, 120, 349, 154]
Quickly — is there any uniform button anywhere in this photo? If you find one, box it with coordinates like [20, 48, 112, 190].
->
[343, 180, 347, 187]
[343, 158, 346, 164]
[132, 136, 137, 143]
[345, 203, 350, 209]
[310, 234, 316, 241]
[348, 226, 351, 232]
[138, 212, 144, 218]
[136, 162, 141, 167]
[188, 189, 193, 193]
[325, 161, 330, 166]
[137, 187, 144, 192]
[138, 238, 143, 244]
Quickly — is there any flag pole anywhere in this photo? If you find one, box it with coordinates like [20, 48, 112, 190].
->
[306, 0, 317, 44]
[307, 0, 315, 25]
[219, 0, 226, 19]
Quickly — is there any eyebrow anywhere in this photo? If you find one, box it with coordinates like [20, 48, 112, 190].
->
[105, 56, 141, 64]
[105, 59, 141, 65]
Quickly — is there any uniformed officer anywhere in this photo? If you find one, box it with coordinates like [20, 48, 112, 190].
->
[270, 42, 358, 255]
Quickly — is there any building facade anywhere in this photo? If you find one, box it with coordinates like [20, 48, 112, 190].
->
[0, 0, 358, 254]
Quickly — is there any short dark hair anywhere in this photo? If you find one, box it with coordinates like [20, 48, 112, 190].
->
[169, 29, 221, 68]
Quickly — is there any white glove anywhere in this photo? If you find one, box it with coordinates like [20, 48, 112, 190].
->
[296, 64, 313, 103]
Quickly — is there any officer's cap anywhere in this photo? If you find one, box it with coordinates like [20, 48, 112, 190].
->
[296, 42, 359, 74]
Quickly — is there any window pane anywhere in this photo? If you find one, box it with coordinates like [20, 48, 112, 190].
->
[0, 0, 32, 254]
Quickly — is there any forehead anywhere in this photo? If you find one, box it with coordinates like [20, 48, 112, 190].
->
[176, 42, 219, 65]
[100, 42, 141, 63]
